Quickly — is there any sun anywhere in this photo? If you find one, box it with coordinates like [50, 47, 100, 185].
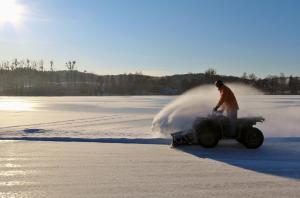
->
[0, 0, 26, 27]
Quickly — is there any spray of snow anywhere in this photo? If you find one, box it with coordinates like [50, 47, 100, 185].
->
[152, 84, 300, 137]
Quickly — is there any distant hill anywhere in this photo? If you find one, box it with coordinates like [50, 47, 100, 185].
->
[0, 67, 299, 96]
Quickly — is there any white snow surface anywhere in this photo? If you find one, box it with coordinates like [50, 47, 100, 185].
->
[0, 94, 300, 139]
[1, 140, 300, 198]
[1, 95, 300, 198]
[0, 96, 173, 139]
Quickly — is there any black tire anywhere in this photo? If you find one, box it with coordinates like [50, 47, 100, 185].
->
[197, 125, 219, 148]
[243, 127, 264, 149]
[171, 139, 179, 148]
[236, 137, 244, 144]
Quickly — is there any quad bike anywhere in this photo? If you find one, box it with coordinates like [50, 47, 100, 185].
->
[171, 111, 265, 149]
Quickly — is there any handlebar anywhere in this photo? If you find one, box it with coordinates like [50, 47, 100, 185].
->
[212, 110, 223, 116]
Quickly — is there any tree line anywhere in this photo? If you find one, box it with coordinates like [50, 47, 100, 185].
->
[0, 59, 299, 96]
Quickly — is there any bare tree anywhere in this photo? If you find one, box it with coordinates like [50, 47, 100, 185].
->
[66, 60, 76, 71]
[19, 60, 25, 68]
[26, 59, 30, 68]
[39, 60, 44, 71]
[241, 72, 248, 79]
[10, 58, 19, 70]
[50, 61, 54, 71]
[3, 61, 10, 70]
[31, 60, 37, 70]
[205, 68, 217, 76]
[248, 73, 257, 81]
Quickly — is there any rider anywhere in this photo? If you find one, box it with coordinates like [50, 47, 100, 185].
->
[213, 80, 239, 136]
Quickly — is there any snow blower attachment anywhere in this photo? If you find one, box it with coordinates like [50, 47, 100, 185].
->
[171, 111, 265, 149]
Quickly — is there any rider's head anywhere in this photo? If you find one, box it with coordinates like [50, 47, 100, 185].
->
[215, 80, 224, 89]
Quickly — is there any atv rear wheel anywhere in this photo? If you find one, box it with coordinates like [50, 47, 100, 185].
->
[197, 125, 219, 148]
[243, 127, 264, 149]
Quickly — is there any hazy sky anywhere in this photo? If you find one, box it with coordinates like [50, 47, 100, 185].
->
[0, 0, 299, 77]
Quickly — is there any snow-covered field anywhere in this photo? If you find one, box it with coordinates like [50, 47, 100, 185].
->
[1, 95, 300, 198]
[0, 95, 299, 139]
[0, 96, 173, 139]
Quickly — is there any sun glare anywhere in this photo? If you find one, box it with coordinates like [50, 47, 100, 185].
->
[0, 0, 26, 27]
[0, 101, 33, 111]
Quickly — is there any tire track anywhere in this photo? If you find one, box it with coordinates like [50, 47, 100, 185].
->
[0, 114, 123, 130]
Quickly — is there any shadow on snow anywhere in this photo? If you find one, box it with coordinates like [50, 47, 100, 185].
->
[0, 136, 170, 145]
[178, 137, 300, 180]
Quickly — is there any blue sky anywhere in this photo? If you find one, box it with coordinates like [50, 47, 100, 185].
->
[0, 0, 299, 77]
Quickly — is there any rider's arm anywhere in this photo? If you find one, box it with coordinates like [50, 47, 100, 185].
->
[215, 90, 226, 109]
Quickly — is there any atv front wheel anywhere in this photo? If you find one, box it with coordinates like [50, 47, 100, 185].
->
[197, 125, 219, 148]
[243, 127, 264, 149]
[236, 137, 244, 144]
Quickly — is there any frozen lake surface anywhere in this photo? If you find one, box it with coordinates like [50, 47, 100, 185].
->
[0, 95, 299, 139]
[0, 96, 173, 139]
[1, 96, 300, 198]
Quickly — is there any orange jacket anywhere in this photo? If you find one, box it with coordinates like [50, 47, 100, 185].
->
[216, 85, 239, 111]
